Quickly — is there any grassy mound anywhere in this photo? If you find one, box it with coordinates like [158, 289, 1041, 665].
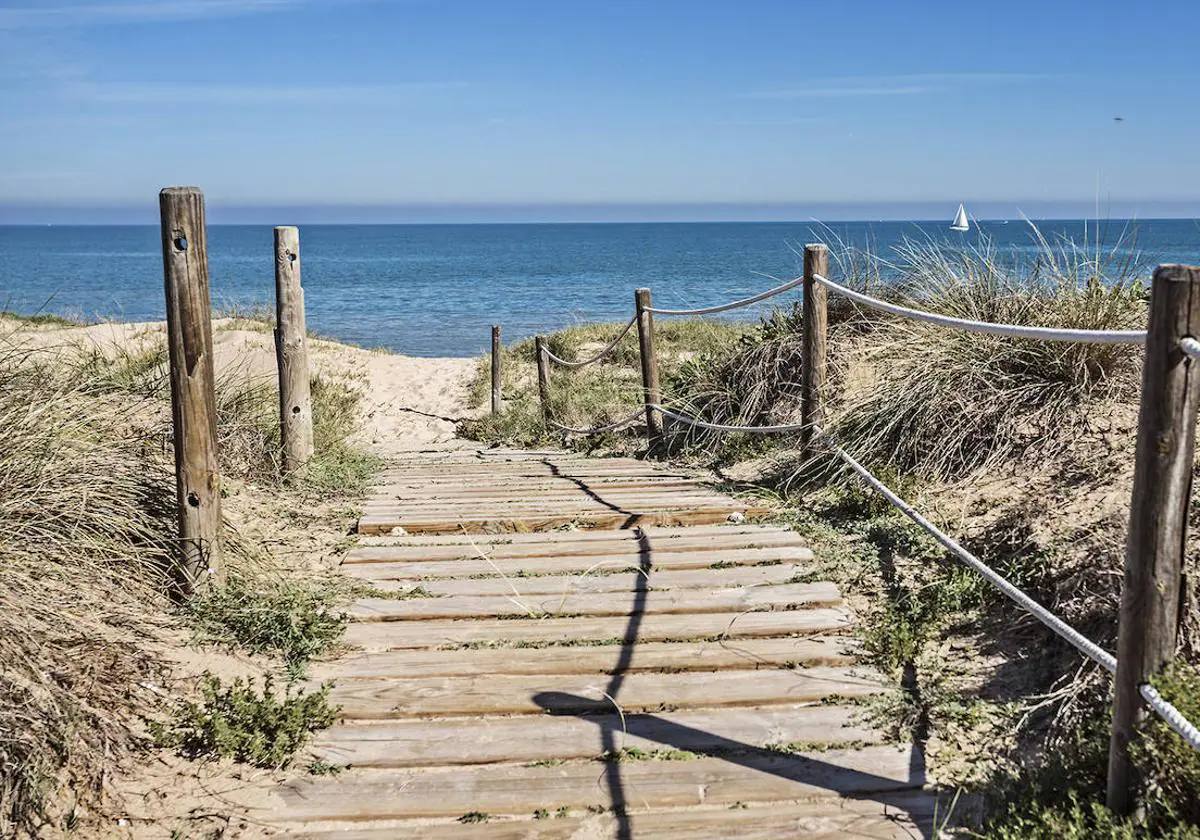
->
[0, 322, 376, 836]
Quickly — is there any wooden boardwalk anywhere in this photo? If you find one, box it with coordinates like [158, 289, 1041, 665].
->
[257, 449, 935, 837]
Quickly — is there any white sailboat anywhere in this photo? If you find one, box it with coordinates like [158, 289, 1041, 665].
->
[950, 203, 970, 232]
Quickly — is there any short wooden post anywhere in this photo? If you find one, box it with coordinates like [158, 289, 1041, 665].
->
[273, 225, 313, 479]
[534, 335, 551, 423]
[800, 243, 829, 459]
[1106, 264, 1200, 815]
[159, 186, 223, 594]
[635, 288, 663, 450]
[491, 325, 502, 415]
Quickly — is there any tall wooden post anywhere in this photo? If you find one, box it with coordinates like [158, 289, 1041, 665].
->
[273, 225, 313, 479]
[800, 244, 829, 459]
[534, 335, 551, 423]
[1107, 264, 1200, 815]
[159, 187, 223, 594]
[635, 288, 663, 451]
[491, 325, 502, 415]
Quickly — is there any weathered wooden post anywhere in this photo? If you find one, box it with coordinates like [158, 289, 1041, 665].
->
[800, 243, 829, 460]
[635, 288, 663, 451]
[491, 325, 502, 415]
[273, 225, 313, 478]
[1107, 264, 1200, 815]
[534, 335, 551, 423]
[159, 186, 223, 594]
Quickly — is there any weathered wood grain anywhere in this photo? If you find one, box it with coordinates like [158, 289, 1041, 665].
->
[273, 225, 313, 478]
[311, 704, 877, 767]
[158, 186, 223, 591]
[342, 606, 852, 651]
[312, 636, 854, 681]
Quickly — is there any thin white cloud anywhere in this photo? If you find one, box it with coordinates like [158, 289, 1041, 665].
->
[749, 86, 931, 99]
[746, 72, 1053, 100]
[72, 80, 466, 105]
[0, 0, 299, 28]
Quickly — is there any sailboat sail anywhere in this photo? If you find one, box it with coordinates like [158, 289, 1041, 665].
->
[950, 203, 969, 232]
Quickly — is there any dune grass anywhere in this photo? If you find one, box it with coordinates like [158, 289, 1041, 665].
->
[0, 321, 378, 834]
[0, 343, 178, 836]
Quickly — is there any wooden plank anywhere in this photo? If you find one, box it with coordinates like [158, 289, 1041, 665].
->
[313, 636, 855, 680]
[263, 745, 924, 822]
[355, 523, 798, 548]
[358, 505, 763, 536]
[311, 704, 877, 768]
[343, 608, 852, 651]
[342, 546, 813, 582]
[290, 793, 936, 840]
[348, 528, 807, 561]
[358, 564, 805, 596]
[348, 582, 840, 622]
[371, 477, 704, 494]
[327, 665, 881, 719]
[361, 491, 735, 509]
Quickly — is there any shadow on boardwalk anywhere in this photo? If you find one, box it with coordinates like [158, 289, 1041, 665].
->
[533, 463, 935, 839]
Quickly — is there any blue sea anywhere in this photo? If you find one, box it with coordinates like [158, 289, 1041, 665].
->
[2, 220, 1199, 357]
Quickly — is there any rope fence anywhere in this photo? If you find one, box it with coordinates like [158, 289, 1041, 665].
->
[812, 274, 1148, 345]
[542, 314, 637, 368]
[545, 408, 645, 436]
[644, 275, 804, 316]
[491, 250, 1200, 806]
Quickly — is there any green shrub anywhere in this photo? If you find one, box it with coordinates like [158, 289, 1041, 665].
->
[980, 791, 1200, 839]
[151, 674, 337, 768]
[1131, 661, 1200, 827]
[187, 575, 347, 676]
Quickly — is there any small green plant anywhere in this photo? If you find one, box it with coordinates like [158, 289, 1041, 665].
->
[603, 746, 696, 763]
[458, 811, 491, 824]
[306, 759, 345, 776]
[151, 674, 338, 768]
[532, 808, 550, 820]
[187, 576, 347, 675]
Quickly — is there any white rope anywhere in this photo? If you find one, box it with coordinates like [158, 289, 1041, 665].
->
[542, 315, 638, 369]
[645, 276, 803, 317]
[650, 405, 807, 434]
[1140, 684, 1200, 750]
[816, 426, 1200, 753]
[813, 274, 1147, 345]
[545, 408, 644, 436]
[1180, 336, 1200, 361]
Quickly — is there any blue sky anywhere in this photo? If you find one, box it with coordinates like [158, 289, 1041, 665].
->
[1, 0, 1197, 222]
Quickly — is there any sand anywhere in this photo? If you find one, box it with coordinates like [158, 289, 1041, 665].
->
[1, 315, 479, 455]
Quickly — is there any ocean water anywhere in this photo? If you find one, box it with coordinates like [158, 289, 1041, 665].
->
[2, 219, 1198, 357]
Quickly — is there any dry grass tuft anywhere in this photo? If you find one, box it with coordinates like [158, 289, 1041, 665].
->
[0, 342, 177, 836]
[830, 230, 1148, 479]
